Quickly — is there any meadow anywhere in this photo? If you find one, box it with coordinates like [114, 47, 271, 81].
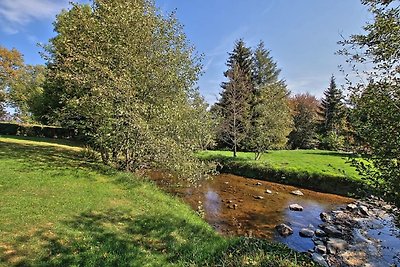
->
[0, 136, 314, 266]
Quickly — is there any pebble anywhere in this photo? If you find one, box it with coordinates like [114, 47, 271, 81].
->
[253, 195, 264, 200]
[315, 244, 327, 254]
[265, 189, 272, 194]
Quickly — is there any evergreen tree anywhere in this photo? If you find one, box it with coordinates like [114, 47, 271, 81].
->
[319, 76, 346, 134]
[318, 76, 347, 150]
[214, 40, 253, 156]
[246, 41, 292, 159]
[252, 41, 281, 88]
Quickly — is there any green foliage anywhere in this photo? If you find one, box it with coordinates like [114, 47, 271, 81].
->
[214, 40, 253, 156]
[214, 40, 292, 159]
[0, 136, 315, 267]
[319, 76, 346, 135]
[247, 82, 292, 160]
[40, 0, 213, 180]
[8, 65, 46, 122]
[252, 41, 281, 87]
[339, 0, 400, 204]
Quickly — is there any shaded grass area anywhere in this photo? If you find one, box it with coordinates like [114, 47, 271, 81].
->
[198, 150, 368, 197]
[0, 136, 315, 267]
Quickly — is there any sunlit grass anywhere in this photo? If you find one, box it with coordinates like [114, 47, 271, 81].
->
[0, 136, 315, 266]
[198, 149, 360, 180]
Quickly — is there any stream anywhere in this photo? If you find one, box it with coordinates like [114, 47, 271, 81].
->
[148, 172, 400, 267]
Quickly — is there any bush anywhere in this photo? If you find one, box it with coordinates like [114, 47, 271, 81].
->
[0, 122, 78, 140]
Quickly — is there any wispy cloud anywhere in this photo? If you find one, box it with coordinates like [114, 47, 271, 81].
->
[0, 0, 70, 33]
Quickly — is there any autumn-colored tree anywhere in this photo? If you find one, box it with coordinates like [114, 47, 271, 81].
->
[288, 93, 321, 149]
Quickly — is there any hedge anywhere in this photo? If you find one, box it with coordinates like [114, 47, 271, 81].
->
[0, 122, 78, 140]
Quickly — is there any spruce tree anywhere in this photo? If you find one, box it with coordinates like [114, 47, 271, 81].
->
[214, 40, 253, 156]
[319, 75, 345, 135]
[252, 41, 281, 88]
[246, 41, 292, 159]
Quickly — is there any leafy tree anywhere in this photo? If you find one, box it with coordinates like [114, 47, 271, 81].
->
[288, 93, 321, 149]
[0, 46, 24, 119]
[339, 0, 400, 203]
[8, 65, 46, 122]
[41, 0, 213, 180]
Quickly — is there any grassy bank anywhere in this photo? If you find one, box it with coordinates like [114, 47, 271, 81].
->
[0, 136, 315, 267]
[198, 150, 367, 197]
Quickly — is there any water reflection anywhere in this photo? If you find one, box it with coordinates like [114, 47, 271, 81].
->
[149, 172, 353, 251]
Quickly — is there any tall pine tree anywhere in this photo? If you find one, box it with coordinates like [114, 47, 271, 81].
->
[320, 75, 345, 134]
[246, 41, 292, 159]
[214, 40, 253, 156]
[319, 75, 346, 150]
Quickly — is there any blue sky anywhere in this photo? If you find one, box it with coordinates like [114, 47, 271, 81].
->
[0, 0, 371, 104]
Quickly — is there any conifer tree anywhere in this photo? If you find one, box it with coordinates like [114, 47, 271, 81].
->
[319, 75, 346, 135]
[214, 40, 253, 156]
[246, 41, 292, 159]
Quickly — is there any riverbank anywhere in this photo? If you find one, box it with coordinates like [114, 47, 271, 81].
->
[0, 136, 315, 266]
[198, 150, 368, 197]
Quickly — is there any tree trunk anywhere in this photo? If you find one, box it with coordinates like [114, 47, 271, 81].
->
[255, 152, 262, 161]
[233, 143, 237, 157]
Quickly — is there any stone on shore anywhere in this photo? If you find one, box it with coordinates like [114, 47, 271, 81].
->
[291, 190, 304, 196]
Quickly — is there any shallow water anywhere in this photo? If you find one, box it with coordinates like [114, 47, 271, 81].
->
[149, 172, 353, 252]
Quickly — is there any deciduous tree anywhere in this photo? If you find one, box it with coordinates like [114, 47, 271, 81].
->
[339, 0, 400, 203]
[41, 0, 212, 180]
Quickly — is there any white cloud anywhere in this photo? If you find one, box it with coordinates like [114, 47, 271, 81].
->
[0, 0, 70, 33]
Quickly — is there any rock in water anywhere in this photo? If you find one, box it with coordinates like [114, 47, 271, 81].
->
[291, 190, 304, 196]
[315, 244, 327, 255]
[323, 225, 342, 238]
[299, 228, 314, 238]
[312, 253, 329, 267]
[320, 212, 332, 222]
[346, 203, 358, 211]
[326, 238, 348, 254]
[289, 204, 304, 211]
[315, 229, 326, 237]
[359, 205, 369, 216]
[275, 223, 293, 237]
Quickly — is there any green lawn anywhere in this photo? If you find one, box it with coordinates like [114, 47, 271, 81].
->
[0, 136, 315, 267]
[198, 150, 360, 180]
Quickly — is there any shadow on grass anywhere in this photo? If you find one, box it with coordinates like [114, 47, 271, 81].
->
[0, 139, 113, 177]
[1, 209, 226, 266]
[0, 208, 316, 267]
